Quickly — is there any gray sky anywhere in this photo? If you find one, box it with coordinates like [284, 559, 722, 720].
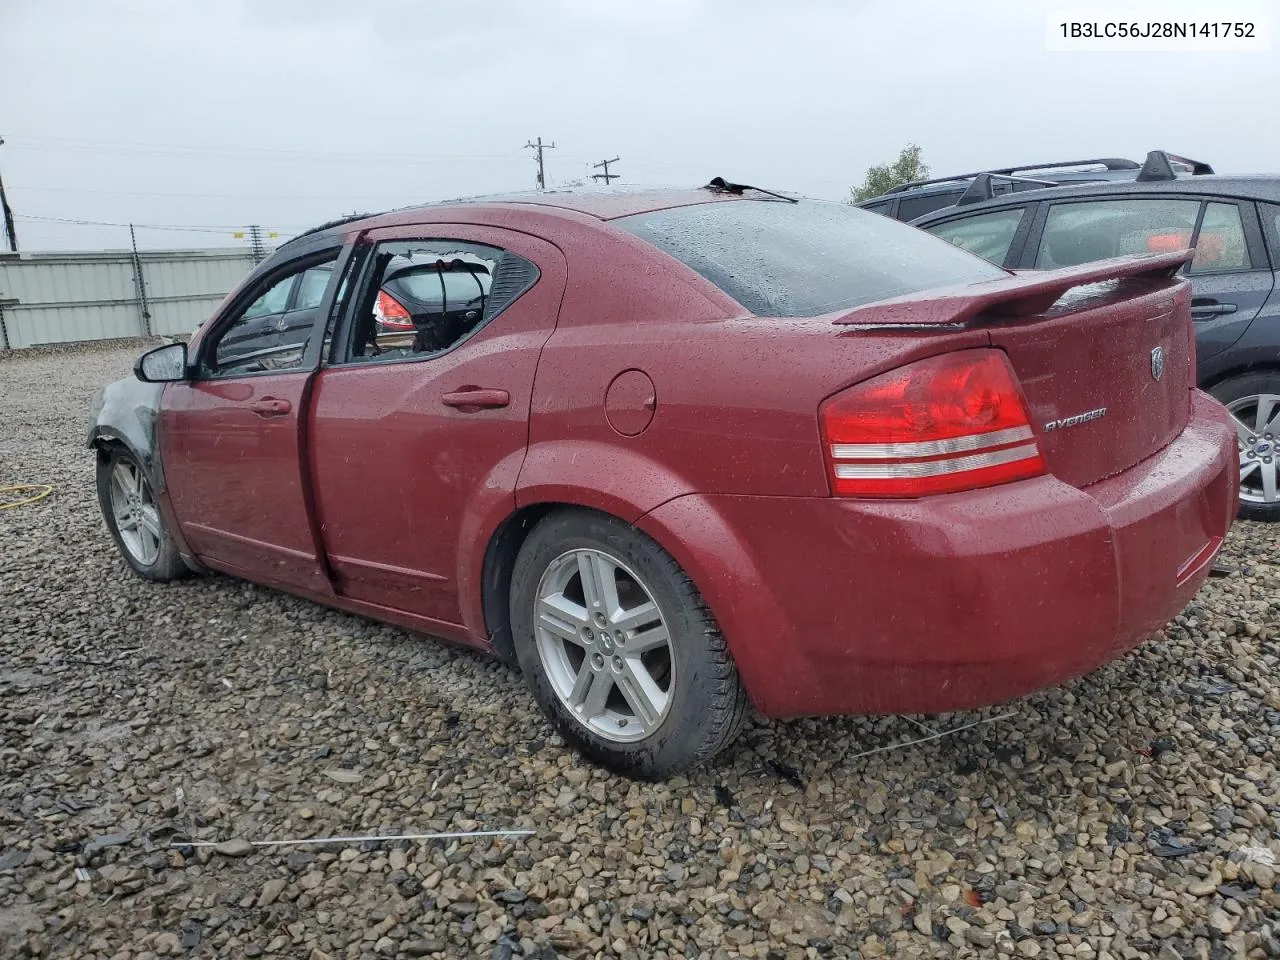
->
[2, 0, 1277, 250]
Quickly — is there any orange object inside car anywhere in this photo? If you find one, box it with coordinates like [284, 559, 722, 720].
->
[1145, 232, 1192, 253]
[1146, 230, 1225, 264]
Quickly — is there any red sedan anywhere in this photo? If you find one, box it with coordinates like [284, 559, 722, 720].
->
[88, 183, 1238, 778]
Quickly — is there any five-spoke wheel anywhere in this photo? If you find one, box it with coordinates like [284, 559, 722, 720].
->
[108, 458, 165, 566]
[96, 447, 188, 580]
[510, 509, 748, 778]
[534, 548, 675, 742]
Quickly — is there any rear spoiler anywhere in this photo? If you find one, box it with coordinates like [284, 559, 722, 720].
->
[832, 250, 1193, 329]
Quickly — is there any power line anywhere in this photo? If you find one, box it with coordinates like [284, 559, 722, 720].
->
[524, 137, 556, 190]
[591, 157, 621, 184]
[15, 214, 300, 234]
[3, 134, 527, 166]
[16, 184, 436, 202]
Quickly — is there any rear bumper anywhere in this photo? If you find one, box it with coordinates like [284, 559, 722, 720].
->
[637, 391, 1238, 718]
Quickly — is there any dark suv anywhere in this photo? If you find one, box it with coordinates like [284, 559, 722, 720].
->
[910, 164, 1280, 521]
[858, 151, 1214, 222]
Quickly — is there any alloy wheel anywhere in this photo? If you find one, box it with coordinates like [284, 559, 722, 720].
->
[1229, 394, 1280, 506]
[109, 459, 162, 566]
[533, 548, 675, 743]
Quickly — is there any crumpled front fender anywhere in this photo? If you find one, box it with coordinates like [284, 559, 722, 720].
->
[86, 374, 203, 572]
[86, 376, 165, 488]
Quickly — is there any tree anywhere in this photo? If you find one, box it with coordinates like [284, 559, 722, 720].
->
[850, 144, 930, 203]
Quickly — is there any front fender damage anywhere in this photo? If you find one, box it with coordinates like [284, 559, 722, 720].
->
[86, 375, 203, 572]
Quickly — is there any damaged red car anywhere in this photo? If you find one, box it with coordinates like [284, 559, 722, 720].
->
[87, 182, 1238, 778]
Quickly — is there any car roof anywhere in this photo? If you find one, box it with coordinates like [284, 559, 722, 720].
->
[281, 186, 744, 249]
[444, 186, 742, 219]
[909, 175, 1280, 225]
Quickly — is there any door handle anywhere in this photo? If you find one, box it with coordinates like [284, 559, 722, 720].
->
[441, 387, 510, 410]
[1190, 300, 1238, 317]
[249, 397, 292, 417]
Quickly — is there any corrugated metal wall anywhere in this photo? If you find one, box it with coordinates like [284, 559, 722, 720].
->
[0, 249, 257, 349]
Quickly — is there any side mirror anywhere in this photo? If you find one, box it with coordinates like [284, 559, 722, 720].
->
[134, 343, 188, 383]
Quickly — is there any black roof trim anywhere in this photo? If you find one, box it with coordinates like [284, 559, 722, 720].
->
[279, 211, 381, 249]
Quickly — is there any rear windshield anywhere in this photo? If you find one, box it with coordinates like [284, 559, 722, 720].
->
[615, 199, 1007, 316]
[394, 270, 492, 304]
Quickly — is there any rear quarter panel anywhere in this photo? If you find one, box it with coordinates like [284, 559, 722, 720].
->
[518, 220, 992, 512]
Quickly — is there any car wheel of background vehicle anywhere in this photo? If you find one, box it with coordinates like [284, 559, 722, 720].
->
[509, 508, 749, 779]
[96, 447, 188, 580]
[1210, 373, 1280, 522]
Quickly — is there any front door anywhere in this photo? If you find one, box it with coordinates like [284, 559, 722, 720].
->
[308, 225, 565, 626]
[161, 248, 344, 594]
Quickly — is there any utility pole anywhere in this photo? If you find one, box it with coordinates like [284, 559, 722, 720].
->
[248, 224, 265, 264]
[234, 225, 276, 263]
[591, 157, 621, 184]
[524, 137, 556, 190]
[0, 136, 18, 252]
[129, 224, 152, 337]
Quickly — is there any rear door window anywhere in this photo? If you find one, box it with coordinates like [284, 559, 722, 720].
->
[614, 200, 1007, 317]
[1190, 202, 1252, 273]
[339, 239, 538, 362]
[925, 208, 1027, 266]
[1035, 198, 1200, 268]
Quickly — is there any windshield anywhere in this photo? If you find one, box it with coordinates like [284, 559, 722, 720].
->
[615, 199, 1007, 316]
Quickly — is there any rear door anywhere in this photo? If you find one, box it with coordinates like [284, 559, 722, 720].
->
[308, 225, 566, 626]
[161, 246, 347, 593]
[1024, 194, 1275, 371]
[1181, 199, 1273, 360]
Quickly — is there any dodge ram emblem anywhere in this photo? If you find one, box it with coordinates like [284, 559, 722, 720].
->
[1150, 346, 1165, 382]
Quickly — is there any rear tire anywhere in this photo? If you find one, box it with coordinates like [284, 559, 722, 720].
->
[96, 446, 188, 581]
[1209, 373, 1280, 522]
[509, 509, 748, 779]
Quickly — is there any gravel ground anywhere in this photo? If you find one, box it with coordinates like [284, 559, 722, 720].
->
[2, 344, 1278, 960]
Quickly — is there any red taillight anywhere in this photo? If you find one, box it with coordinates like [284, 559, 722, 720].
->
[374, 290, 414, 330]
[820, 349, 1046, 498]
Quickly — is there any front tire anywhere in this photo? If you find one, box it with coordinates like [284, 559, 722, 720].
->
[96, 447, 188, 581]
[1210, 373, 1280, 522]
[509, 509, 748, 779]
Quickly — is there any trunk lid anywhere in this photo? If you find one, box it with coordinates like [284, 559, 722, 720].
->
[834, 252, 1196, 488]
